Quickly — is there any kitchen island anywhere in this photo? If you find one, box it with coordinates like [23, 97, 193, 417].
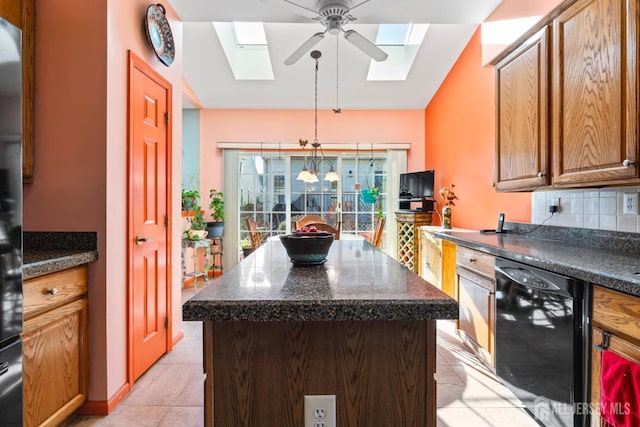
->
[183, 237, 458, 427]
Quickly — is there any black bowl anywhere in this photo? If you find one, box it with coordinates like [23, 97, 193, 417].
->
[279, 232, 334, 265]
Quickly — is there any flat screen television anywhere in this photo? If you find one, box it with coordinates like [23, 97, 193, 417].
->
[399, 170, 435, 201]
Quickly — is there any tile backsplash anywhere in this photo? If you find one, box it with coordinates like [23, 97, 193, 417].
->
[531, 186, 640, 233]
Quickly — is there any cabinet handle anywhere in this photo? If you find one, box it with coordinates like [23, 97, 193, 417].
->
[469, 257, 476, 263]
[135, 235, 154, 246]
[622, 159, 635, 167]
[537, 171, 545, 178]
[46, 287, 58, 295]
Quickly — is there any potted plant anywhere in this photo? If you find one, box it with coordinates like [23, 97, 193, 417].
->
[181, 188, 200, 213]
[439, 184, 458, 229]
[240, 237, 253, 258]
[184, 209, 208, 240]
[361, 186, 379, 204]
[207, 189, 225, 238]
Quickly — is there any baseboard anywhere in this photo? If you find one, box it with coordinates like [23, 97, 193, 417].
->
[172, 331, 184, 348]
[78, 382, 131, 415]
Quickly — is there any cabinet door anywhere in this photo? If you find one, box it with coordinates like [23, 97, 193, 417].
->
[458, 270, 495, 366]
[495, 27, 550, 191]
[552, 0, 638, 187]
[419, 231, 441, 289]
[591, 326, 640, 427]
[22, 298, 88, 427]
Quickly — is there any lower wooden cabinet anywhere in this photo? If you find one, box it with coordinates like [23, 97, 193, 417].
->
[396, 211, 432, 273]
[590, 285, 640, 426]
[418, 227, 457, 298]
[456, 246, 496, 367]
[22, 267, 89, 427]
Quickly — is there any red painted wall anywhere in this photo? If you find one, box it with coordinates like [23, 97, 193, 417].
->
[425, 28, 531, 230]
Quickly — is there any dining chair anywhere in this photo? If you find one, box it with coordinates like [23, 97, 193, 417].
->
[295, 214, 326, 229]
[371, 216, 385, 248]
[303, 221, 341, 240]
[245, 216, 262, 250]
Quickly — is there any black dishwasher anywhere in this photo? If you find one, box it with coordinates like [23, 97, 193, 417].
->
[495, 257, 590, 427]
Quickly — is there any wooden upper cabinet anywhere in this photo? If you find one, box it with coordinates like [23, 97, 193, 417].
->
[552, 0, 638, 187]
[0, 0, 35, 182]
[495, 27, 550, 191]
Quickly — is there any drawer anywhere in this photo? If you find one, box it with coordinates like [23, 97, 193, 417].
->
[456, 246, 495, 279]
[593, 286, 640, 342]
[24, 267, 88, 319]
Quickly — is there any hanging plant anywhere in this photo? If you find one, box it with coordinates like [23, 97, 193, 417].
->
[361, 186, 379, 204]
[360, 145, 379, 204]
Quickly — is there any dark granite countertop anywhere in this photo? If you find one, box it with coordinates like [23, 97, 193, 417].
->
[23, 232, 98, 279]
[183, 238, 458, 322]
[435, 223, 640, 296]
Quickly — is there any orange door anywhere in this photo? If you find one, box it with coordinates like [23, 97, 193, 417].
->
[128, 52, 172, 381]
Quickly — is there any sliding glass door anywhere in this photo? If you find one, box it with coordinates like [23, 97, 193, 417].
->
[238, 152, 387, 255]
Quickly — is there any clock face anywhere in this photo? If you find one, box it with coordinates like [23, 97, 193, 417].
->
[145, 4, 175, 66]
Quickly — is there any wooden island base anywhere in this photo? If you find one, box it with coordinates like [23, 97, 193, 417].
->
[203, 319, 436, 427]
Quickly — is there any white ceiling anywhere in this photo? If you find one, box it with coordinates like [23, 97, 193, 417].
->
[168, 0, 503, 110]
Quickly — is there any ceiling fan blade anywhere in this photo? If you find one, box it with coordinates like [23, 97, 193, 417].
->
[284, 32, 325, 65]
[343, 29, 388, 62]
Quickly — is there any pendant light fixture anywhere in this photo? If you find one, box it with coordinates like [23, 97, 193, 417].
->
[296, 50, 340, 183]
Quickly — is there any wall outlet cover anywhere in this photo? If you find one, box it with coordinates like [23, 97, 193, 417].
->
[623, 193, 639, 215]
[304, 395, 336, 427]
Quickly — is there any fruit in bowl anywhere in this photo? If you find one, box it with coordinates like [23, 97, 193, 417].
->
[295, 225, 318, 233]
[279, 231, 334, 265]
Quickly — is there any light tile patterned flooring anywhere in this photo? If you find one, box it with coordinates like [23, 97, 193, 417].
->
[70, 317, 539, 427]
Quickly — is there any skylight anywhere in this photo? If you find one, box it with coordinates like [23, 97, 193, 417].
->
[375, 24, 411, 46]
[233, 22, 267, 46]
[367, 24, 429, 81]
[213, 22, 274, 80]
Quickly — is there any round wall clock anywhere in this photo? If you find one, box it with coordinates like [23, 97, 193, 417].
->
[144, 3, 175, 66]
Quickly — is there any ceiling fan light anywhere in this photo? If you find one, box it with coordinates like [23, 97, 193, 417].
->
[326, 17, 341, 35]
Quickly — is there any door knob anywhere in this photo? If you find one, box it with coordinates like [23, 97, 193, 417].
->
[135, 235, 154, 246]
[623, 159, 635, 167]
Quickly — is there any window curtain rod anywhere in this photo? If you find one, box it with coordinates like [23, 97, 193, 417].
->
[217, 142, 410, 151]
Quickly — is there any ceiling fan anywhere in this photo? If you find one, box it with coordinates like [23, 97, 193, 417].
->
[282, 0, 389, 65]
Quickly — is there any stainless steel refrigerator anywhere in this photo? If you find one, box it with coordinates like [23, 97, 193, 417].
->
[0, 16, 23, 427]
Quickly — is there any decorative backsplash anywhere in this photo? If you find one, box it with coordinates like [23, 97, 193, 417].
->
[531, 186, 640, 233]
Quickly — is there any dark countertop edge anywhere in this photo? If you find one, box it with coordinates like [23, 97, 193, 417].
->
[183, 299, 459, 322]
[435, 231, 640, 296]
[24, 250, 99, 279]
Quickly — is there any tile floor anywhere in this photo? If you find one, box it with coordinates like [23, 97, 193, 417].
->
[70, 313, 538, 426]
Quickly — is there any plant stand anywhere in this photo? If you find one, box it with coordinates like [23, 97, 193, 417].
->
[209, 237, 223, 278]
[182, 238, 212, 287]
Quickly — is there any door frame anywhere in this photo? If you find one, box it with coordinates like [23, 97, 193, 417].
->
[126, 50, 174, 385]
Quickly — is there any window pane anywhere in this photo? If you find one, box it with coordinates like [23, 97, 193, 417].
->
[237, 151, 388, 260]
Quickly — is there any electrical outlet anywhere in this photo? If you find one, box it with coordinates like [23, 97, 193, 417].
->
[549, 197, 560, 213]
[304, 395, 336, 427]
[623, 193, 639, 215]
